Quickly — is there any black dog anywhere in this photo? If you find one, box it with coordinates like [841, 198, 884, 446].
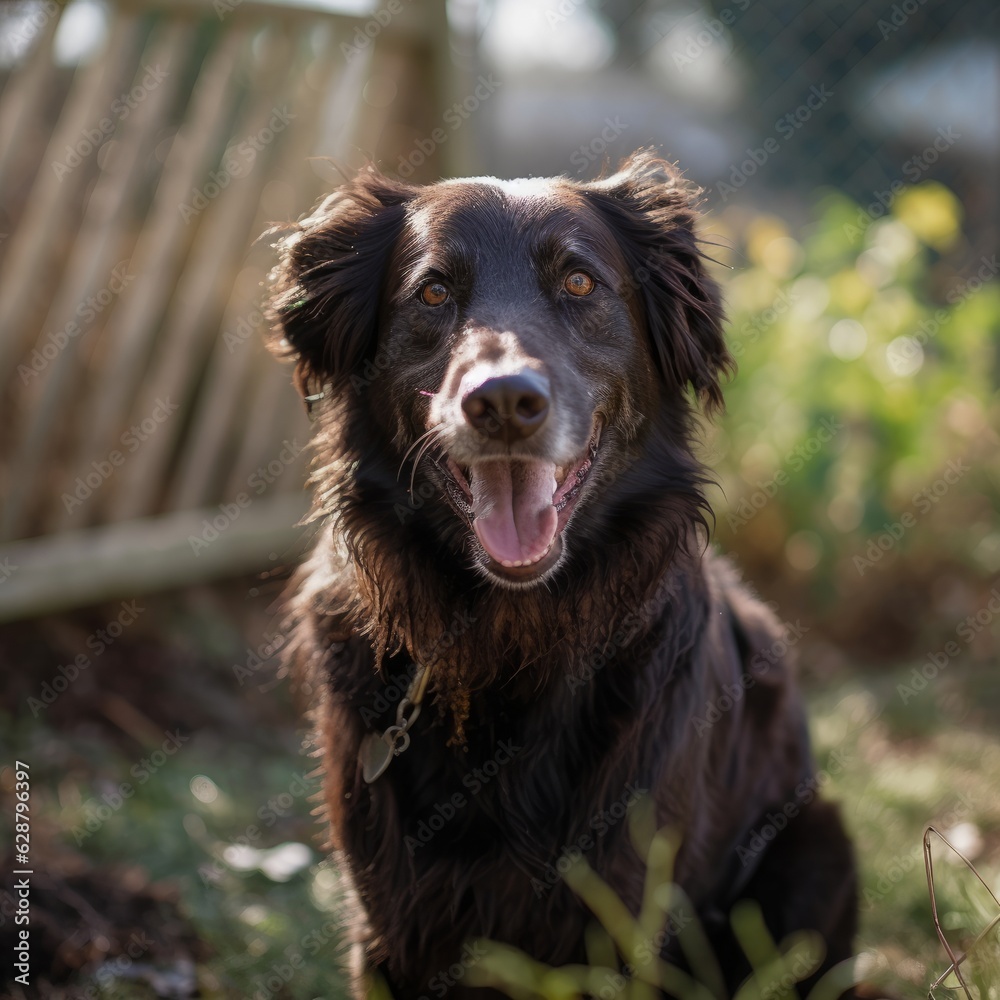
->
[266, 149, 858, 997]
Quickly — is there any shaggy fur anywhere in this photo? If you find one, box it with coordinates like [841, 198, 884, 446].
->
[266, 150, 858, 998]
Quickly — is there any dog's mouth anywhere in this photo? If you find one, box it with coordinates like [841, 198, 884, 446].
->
[435, 423, 602, 582]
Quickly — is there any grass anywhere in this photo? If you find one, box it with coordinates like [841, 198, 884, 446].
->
[812, 663, 1000, 997]
[3, 596, 998, 998]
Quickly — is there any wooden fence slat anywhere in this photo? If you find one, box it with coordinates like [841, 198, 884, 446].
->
[0, 493, 310, 624]
[0, 3, 65, 192]
[55, 24, 252, 529]
[169, 25, 368, 508]
[0, 13, 142, 388]
[1, 18, 190, 541]
[246, 346, 313, 501]
[166, 275, 261, 512]
[224, 358, 306, 502]
[219, 29, 344, 503]
[164, 55, 306, 511]
[108, 23, 299, 522]
[275, 364, 313, 495]
[105, 143, 264, 520]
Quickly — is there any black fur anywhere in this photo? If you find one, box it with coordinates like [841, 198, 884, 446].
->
[266, 150, 859, 998]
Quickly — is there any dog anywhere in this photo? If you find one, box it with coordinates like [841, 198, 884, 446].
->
[265, 149, 859, 998]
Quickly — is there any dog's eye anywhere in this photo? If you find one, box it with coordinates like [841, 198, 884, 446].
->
[420, 282, 450, 307]
[564, 271, 595, 297]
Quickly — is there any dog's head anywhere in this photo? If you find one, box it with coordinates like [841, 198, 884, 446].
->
[268, 150, 731, 589]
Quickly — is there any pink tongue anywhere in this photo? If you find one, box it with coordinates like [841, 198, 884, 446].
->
[471, 461, 558, 566]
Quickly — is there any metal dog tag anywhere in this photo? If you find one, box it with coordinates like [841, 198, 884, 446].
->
[360, 726, 410, 783]
[359, 677, 424, 784]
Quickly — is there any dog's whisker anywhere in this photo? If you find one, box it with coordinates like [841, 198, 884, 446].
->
[699, 252, 732, 269]
[407, 429, 444, 497]
[397, 426, 442, 482]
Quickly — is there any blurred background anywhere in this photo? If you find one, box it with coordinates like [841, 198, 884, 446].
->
[0, 0, 997, 996]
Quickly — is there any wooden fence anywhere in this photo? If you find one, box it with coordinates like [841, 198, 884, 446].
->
[0, 0, 450, 620]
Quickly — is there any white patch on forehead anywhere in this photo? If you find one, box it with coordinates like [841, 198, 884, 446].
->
[407, 176, 574, 251]
[408, 176, 612, 289]
[436, 175, 564, 202]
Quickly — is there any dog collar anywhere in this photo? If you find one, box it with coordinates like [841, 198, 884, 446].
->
[359, 661, 432, 783]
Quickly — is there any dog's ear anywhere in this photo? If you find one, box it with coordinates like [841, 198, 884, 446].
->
[266, 166, 416, 398]
[583, 149, 733, 412]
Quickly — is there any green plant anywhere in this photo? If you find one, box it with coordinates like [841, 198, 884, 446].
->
[705, 182, 999, 632]
[465, 799, 860, 1000]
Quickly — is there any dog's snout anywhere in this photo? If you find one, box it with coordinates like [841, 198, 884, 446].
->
[461, 371, 550, 442]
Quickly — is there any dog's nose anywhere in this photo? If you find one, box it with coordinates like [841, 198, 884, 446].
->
[462, 371, 550, 442]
